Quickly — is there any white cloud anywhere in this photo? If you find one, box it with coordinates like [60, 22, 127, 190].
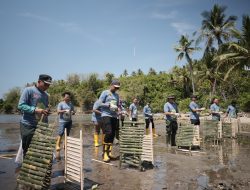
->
[154, 0, 198, 8]
[171, 22, 196, 34]
[151, 10, 177, 20]
[58, 22, 83, 33]
[19, 12, 51, 22]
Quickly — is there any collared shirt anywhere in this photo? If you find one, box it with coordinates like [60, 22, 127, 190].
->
[210, 103, 220, 121]
[57, 101, 74, 122]
[164, 102, 179, 121]
[143, 105, 153, 119]
[18, 86, 49, 126]
[227, 105, 237, 118]
[129, 103, 138, 119]
[189, 101, 200, 120]
[91, 100, 102, 122]
[99, 90, 119, 118]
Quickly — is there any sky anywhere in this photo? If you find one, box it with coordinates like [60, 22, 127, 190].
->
[0, 0, 250, 98]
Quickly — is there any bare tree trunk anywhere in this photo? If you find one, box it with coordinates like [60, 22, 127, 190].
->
[188, 62, 195, 94]
[212, 78, 217, 97]
[191, 75, 195, 94]
[221, 90, 227, 102]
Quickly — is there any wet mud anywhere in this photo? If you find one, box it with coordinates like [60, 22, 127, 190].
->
[0, 115, 250, 190]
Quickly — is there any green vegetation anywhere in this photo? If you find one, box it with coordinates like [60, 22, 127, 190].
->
[1, 4, 249, 114]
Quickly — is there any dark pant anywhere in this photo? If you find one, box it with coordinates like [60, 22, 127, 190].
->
[145, 118, 155, 129]
[58, 121, 72, 136]
[94, 120, 103, 134]
[102, 116, 118, 143]
[132, 118, 137, 122]
[116, 118, 120, 140]
[131, 118, 138, 126]
[120, 116, 125, 127]
[191, 119, 200, 125]
[166, 121, 178, 146]
[20, 122, 36, 156]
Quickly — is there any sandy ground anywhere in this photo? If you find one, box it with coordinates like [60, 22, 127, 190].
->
[0, 117, 250, 190]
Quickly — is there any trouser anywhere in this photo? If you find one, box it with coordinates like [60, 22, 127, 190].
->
[191, 119, 200, 125]
[58, 121, 72, 136]
[121, 116, 125, 127]
[131, 117, 138, 126]
[102, 116, 118, 143]
[94, 120, 103, 134]
[132, 118, 137, 122]
[20, 122, 36, 156]
[145, 118, 155, 129]
[166, 120, 178, 146]
[116, 118, 120, 140]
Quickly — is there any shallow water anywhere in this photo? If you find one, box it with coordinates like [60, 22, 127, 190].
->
[0, 114, 91, 153]
[1, 115, 250, 190]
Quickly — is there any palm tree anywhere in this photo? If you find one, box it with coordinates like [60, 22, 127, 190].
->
[195, 50, 222, 98]
[122, 69, 128, 77]
[215, 15, 250, 79]
[148, 68, 157, 75]
[131, 71, 137, 77]
[171, 65, 191, 97]
[197, 4, 237, 52]
[174, 35, 200, 94]
[137, 69, 144, 75]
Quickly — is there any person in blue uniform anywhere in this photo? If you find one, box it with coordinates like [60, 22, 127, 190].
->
[143, 102, 157, 136]
[98, 79, 120, 162]
[164, 95, 179, 146]
[18, 74, 52, 156]
[56, 91, 75, 159]
[210, 98, 222, 121]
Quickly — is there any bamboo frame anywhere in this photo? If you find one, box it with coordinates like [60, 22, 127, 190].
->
[64, 129, 83, 190]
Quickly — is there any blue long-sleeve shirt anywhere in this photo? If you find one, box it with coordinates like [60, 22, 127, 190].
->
[143, 105, 153, 119]
[18, 86, 49, 126]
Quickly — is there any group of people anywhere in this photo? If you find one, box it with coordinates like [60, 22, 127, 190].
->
[17, 74, 238, 164]
[163, 95, 238, 147]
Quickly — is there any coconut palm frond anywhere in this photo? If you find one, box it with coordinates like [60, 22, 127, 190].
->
[230, 28, 242, 39]
[177, 52, 184, 60]
[214, 53, 240, 62]
[228, 43, 248, 54]
[174, 46, 183, 52]
[223, 62, 242, 80]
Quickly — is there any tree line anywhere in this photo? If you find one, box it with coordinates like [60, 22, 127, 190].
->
[0, 4, 249, 114]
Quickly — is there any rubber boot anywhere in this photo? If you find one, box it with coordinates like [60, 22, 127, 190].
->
[56, 136, 62, 160]
[56, 136, 62, 151]
[146, 128, 149, 135]
[103, 144, 110, 162]
[152, 128, 158, 137]
[93, 145, 99, 158]
[108, 144, 116, 159]
[94, 134, 99, 147]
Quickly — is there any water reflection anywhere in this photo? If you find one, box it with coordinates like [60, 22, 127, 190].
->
[197, 174, 209, 190]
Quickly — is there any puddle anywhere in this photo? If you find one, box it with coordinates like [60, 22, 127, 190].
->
[197, 174, 209, 190]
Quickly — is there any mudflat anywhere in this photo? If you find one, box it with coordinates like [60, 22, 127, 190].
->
[1, 117, 250, 190]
